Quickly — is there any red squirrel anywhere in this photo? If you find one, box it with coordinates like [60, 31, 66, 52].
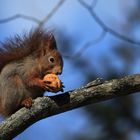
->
[0, 29, 63, 117]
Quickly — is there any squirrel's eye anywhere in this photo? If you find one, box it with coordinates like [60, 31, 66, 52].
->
[48, 56, 55, 63]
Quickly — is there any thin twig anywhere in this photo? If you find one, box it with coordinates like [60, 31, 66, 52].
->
[38, 0, 65, 27]
[0, 0, 65, 27]
[78, 0, 140, 45]
[63, 30, 106, 59]
[0, 14, 41, 24]
[74, 30, 106, 57]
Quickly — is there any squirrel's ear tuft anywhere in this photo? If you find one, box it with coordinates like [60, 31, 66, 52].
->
[46, 33, 57, 50]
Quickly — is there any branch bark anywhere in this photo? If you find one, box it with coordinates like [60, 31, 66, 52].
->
[1, 74, 140, 139]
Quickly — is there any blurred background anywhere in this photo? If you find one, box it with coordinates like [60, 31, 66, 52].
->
[1, 0, 140, 140]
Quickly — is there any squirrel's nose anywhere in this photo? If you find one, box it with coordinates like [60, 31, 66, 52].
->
[55, 69, 62, 75]
[53, 66, 62, 75]
[56, 71, 62, 75]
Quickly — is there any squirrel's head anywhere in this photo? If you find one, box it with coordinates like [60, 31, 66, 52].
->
[0, 28, 63, 73]
[34, 32, 63, 76]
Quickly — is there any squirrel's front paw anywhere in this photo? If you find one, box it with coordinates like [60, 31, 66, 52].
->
[21, 97, 33, 108]
[39, 80, 52, 91]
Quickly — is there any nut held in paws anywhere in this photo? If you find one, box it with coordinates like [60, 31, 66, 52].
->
[43, 74, 63, 92]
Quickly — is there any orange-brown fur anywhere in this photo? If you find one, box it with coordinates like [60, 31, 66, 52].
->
[0, 29, 57, 72]
[0, 28, 63, 117]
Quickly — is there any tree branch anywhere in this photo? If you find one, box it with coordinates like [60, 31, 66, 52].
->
[1, 74, 140, 139]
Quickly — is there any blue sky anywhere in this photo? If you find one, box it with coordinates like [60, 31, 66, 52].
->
[0, 0, 140, 140]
